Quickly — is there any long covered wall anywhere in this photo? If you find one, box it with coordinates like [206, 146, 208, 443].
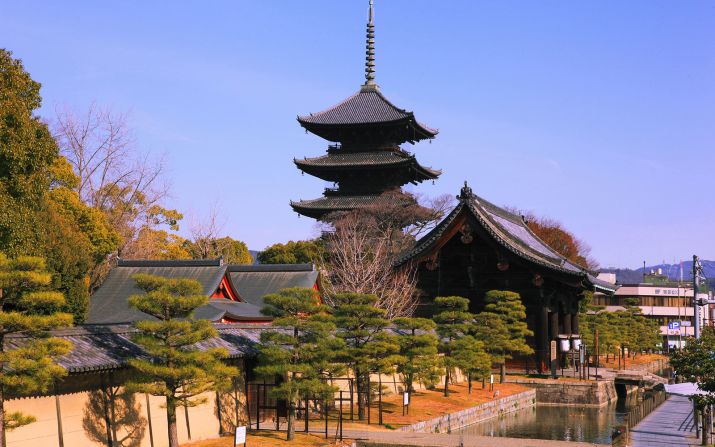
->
[6, 364, 249, 447]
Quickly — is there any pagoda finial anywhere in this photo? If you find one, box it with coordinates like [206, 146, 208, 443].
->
[363, 0, 377, 88]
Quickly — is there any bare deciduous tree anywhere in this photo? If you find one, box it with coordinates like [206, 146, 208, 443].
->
[188, 203, 226, 259]
[53, 104, 176, 288]
[321, 213, 419, 319]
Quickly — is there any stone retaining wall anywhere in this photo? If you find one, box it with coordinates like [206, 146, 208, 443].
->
[627, 357, 670, 375]
[507, 378, 618, 407]
[399, 389, 536, 434]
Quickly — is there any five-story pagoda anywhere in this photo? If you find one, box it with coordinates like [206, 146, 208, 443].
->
[290, 0, 441, 220]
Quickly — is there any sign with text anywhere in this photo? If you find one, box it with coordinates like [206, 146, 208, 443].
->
[234, 426, 246, 446]
[668, 321, 681, 330]
[403, 392, 409, 406]
[550, 340, 557, 361]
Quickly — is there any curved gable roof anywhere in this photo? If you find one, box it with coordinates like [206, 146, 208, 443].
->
[397, 183, 618, 294]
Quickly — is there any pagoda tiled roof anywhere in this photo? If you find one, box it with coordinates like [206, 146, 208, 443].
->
[396, 183, 618, 294]
[297, 86, 437, 142]
[294, 150, 441, 179]
[290, 194, 382, 218]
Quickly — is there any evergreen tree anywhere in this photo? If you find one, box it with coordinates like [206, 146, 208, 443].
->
[0, 254, 74, 446]
[451, 336, 492, 393]
[126, 274, 236, 447]
[258, 239, 325, 265]
[333, 293, 398, 420]
[255, 288, 342, 441]
[393, 317, 441, 393]
[432, 296, 473, 396]
[0, 49, 118, 323]
[484, 290, 533, 382]
[470, 312, 509, 379]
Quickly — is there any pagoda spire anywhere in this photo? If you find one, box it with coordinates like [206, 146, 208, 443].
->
[364, 0, 376, 88]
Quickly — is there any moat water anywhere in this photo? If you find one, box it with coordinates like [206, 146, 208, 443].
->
[458, 395, 636, 444]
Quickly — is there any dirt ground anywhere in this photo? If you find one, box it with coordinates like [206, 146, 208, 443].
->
[182, 380, 530, 446]
[181, 431, 351, 447]
[598, 352, 667, 369]
[341, 381, 527, 429]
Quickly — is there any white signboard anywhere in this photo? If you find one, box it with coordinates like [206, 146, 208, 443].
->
[490, 374, 494, 384]
[403, 392, 409, 406]
[667, 329, 681, 336]
[234, 426, 246, 445]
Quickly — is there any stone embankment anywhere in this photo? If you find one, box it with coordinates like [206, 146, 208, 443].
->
[507, 376, 618, 406]
[399, 389, 536, 434]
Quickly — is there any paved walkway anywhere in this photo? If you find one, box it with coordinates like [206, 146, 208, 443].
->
[629, 395, 699, 447]
[344, 430, 603, 446]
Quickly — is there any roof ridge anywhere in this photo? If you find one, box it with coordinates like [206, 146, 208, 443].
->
[227, 263, 314, 272]
[117, 258, 223, 267]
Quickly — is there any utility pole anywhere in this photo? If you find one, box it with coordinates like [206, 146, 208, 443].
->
[694, 255, 700, 339]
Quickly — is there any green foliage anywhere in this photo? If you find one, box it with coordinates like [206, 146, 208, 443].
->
[580, 307, 661, 362]
[258, 239, 325, 264]
[333, 293, 399, 419]
[0, 49, 117, 323]
[256, 288, 341, 440]
[433, 296, 489, 395]
[0, 253, 73, 437]
[470, 312, 511, 366]
[483, 290, 534, 358]
[184, 236, 253, 264]
[394, 317, 441, 392]
[451, 335, 492, 391]
[671, 327, 715, 408]
[125, 274, 236, 447]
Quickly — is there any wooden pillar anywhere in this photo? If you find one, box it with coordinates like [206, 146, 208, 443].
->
[572, 313, 579, 334]
[563, 311, 572, 335]
[549, 311, 559, 339]
[54, 385, 64, 447]
[537, 306, 549, 373]
[146, 394, 155, 447]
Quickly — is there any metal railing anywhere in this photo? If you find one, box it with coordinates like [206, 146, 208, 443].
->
[612, 390, 668, 446]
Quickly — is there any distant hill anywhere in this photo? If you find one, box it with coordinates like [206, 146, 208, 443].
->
[601, 260, 715, 285]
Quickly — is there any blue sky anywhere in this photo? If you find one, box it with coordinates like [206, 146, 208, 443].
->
[3, 1, 714, 268]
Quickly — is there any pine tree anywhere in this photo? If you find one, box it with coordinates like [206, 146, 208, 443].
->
[333, 293, 398, 420]
[433, 296, 474, 396]
[393, 317, 441, 393]
[126, 274, 236, 447]
[483, 290, 533, 382]
[451, 336, 492, 393]
[469, 312, 509, 385]
[0, 254, 73, 447]
[255, 288, 342, 440]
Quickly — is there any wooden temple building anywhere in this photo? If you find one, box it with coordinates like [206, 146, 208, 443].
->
[290, 0, 440, 219]
[397, 182, 618, 372]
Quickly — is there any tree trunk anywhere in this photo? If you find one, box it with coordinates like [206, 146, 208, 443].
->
[286, 401, 295, 441]
[166, 396, 179, 447]
[356, 370, 367, 420]
[500, 363, 506, 383]
[468, 373, 472, 394]
[0, 384, 6, 447]
[443, 368, 449, 397]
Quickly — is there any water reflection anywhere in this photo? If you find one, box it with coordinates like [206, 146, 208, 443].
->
[459, 395, 637, 445]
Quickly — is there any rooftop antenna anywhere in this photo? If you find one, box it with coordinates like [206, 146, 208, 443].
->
[363, 0, 377, 89]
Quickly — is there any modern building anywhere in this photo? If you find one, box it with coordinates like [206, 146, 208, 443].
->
[290, 0, 440, 219]
[593, 271, 700, 349]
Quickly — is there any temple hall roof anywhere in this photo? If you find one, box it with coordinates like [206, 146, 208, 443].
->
[5, 323, 272, 376]
[88, 260, 319, 324]
[397, 182, 618, 294]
